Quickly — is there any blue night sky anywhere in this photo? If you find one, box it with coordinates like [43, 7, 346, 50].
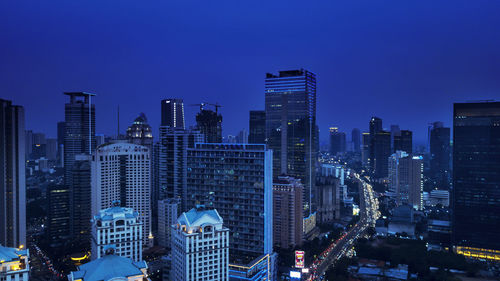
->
[1, 1, 499, 145]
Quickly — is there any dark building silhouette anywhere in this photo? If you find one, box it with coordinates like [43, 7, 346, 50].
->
[249, 110, 266, 144]
[452, 102, 500, 260]
[352, 128, 361, 153]
[369, 117, 382, 172]
[265, 69, 318, 216]
[57, 121, 65, 167]
[161, 99, 185, 129]
[47, 183, 70, 248]
[361, 132, 370, 167]
[0, 99, 26, 248]
[429, 122, 451, 189]
[196, 109, 222, 143]
[373, 130, 391, 178]
[126, 113, 153, 149]
[329, 127, 346, 155]
[70, 155, 91, 249]
[393, 130, 413, 154]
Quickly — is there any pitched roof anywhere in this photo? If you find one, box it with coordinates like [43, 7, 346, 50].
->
[70, 255, 147, 280]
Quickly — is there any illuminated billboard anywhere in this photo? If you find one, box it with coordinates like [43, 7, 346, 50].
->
[295, 250, 305, 268]
[290, 271, 301, 278]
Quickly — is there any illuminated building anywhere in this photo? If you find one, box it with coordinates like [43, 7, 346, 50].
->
[452, 101, 500, 260]
[317, 176, 341, 223]
[171, 207, 229, 281]
[361, 132, 370, 167]
[68, 252, 149, 281]
[0, 244, 29, 281]
[265, 69, 318, 218]
[196, 109, 222, 143]
[429, 121, 451, 189]
[161, 98, 185, 129]
[329, 127, 346, 156]
[0, 99, 26, 248]
[91, 141, 152, 247]
[388, 151, 423, 210]
[157, 198, 179, 248]
[91, 203, 143, 262]
[47, 182, 70, 247]
[368, 116, 382, 172]
[273, 176, 303, 249]
[249, 110, 265, 144]
[126, 113, 153, 149]
[228, 253, 277, 281]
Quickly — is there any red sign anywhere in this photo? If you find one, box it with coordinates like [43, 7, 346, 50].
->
[295, 250, 305, 268]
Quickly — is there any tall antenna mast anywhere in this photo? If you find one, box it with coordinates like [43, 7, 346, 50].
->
[117, 105, 120, 138]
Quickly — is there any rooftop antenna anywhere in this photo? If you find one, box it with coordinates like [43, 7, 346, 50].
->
[117, 105, 120, 138]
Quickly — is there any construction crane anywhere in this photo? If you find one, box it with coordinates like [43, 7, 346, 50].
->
[207, 103, 222, 114]
[189, 103, 207, 111]
[188, 102, 222, 113]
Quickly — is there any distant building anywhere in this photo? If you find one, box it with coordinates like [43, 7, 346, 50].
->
[393, 130, 412, 154]
[25, 130, 33, 159]
[388, 205, 415, 237]
[329, 127, 346, 155]
[317, 176, 341, 223]
[70, 154, 92, 248]
[361, 132, 370, 167]
[68, 253, 149, 281]
[388, 151, 423, 210]
[95, 134, 105, 147]
[91, 203, 143, 262]
[126, 113, 153, 149]
[46, 138, 57, 161]
[453, 101, 500, 260]
[0, 99, 26, 248]
[352, 128, 361, 153]
[171, 207, 229, 281]
[373, 130, 391, 178]
[428, 219, 451, 249]
[91, 142, 152, 247]
[57, 121, 65, 167]
[196, 109, 222, 143]
[161, 98, 185, 129]
[249, 110, 266, 144]
[273, 176, 303, 249]
[429, 189, 449, 207]
[429, 121, 451, 189]
[157, 198, 179, 248]
[0, 244, 29, 281]
[236, 129, 248, 144]
[368, 117, 383, 172]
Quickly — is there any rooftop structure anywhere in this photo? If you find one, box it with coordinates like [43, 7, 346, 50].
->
[68, 254, 149, 281]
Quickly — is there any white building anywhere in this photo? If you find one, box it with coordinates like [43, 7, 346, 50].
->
[91, 203, 143, 262]
[157, 198, 179, 248]
[0, 244, 29, 281]
[171, 207, 229, 281]
[388, 151, 424, 210]
[91, 141, 152, 247]
[68, 253, 149, 281]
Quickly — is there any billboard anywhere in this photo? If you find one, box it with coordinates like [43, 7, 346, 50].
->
[295, 250, 305, 268]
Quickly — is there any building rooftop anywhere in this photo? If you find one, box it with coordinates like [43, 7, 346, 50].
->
[93, 205, 139, 222]
[0, 245, 26, 262]
[177, 208, 223, 229]
[95, 141, 149, 152]
[69, 254, 147, 281]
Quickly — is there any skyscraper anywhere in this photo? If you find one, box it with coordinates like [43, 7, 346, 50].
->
[369, 117, 382, 172]
[352, 128, 361, 153]
[25, 130, 33, 159]
[46, 138, 57, 161]
[171, 207, 229, 281]
[388, 151, 423, 210]
[186, 143, 273, 266]
[361, 132, 370, 167]
[70, 154, 92, 248]
[329, 127, 346, 156]
[453, 101, 500, 260]
[373, 130, 391, 178]
[249, 110, 266, 144]
[91, 142, 152, 247]
[126, 113, 153, 149]
[196, 109, 222, 143]
[265, 69, 317, 216]
[157, 198, 179, 248]
[161, 98, 185, 129]
[393, 130, 413, 154]
[273, 176, 303, 249]
[0, 99, 26, 248]
[429, 122, 451, 189]
[47, 182, 70, 247]
[57, 121, 65, 167]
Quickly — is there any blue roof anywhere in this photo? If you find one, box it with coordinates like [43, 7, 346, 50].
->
[178, 208, 223, 227]
[0, 245, 21, 262]
[70, 255, 147, 280]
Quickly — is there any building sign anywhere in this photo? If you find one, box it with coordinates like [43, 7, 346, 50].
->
[295, 250, 305, 268]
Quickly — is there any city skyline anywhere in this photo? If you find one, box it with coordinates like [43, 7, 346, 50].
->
[2, 1, 499, 144]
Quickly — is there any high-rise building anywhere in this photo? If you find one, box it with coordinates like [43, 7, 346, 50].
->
[91, 203, 143, 261]
[317, 176, 341, 223]
[236, 129, 248, 144]
[31, 132, 46, 159]
[70, 154, 92, 248]
[393, 130, 413, 154]
[126, 113, 153, 149]
[0, 99, 26, 248]
[186, 143, 273, 266]
[249, 110, 266, 144]
[47, 183, 70, 247]
[171, 207, 229, 281]
[57, 121, 65, 167]
[157, 198, 179, 248]
[352, 128, 361, 153]
[0, 244, 30, 280]
[373, 130, 391, 178]
[273, 176, 303, 249]
[369, 117, 383, 172]
[25, 130, 33, 159]
[91, 141, 152, 247]
[361, 132, 370, 167]
[329, 127, 346, 156]
[196, 109, 222, 143]
[46, 138, 57, 161]
[68, 253, 149, 281]
[388, 151, 423, 210]
[390, 124, 401, 150]
[161, 98, 185, 129]
[429, 122, 451, 189]
[265, 69, 318, 217]
[453, 101, 500, 260]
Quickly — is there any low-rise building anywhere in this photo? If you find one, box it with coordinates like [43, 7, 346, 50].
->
[67, 253, 149, 281]
[0, 245, 29, 281]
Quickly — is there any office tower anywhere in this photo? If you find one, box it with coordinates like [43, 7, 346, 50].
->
[429, 122, 451, 188]
[47, 183, 70, 247]
[45, 138, 57, 161]
[390, 124, 401, 149]
[31, 132, 46, 159]
[157, 198, 179, 248]
[91, 142, 152, 247]
[329, 127, 346, 156]
[236, 129, 248, 144]
[70, 154, 92, 248]
[388, 151, 423, 210]
[393, 130, 413, 154]
[273, 176, 303, 249]
[68, 253, 149, 281]
[95, 134, 105, 147]
[157, 127, 203, 209]
[196, 109, 222, 143]
[317, 176, 341, 223]
[186, 143, 273, 267]
[126, 113, 153, 149]
[91, 203, 143, 261]
[57, 121, 65, 166]
[25, 130, 33, 159]
[249, 110, 266, 144]
[352, 128, 361, 153]
[161, 98, 185, 129]
[361, 132, 370, 167]
[0, 244, 30, 280]
[453, 102, 500, 260]
[224, 135, 236, 143]
[373, 130, 391, 178]
[265, 69, 318, 217]
[171, 207, 229, 281]
[0, 99, 26, 248]
[368, 117, 382, 172]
